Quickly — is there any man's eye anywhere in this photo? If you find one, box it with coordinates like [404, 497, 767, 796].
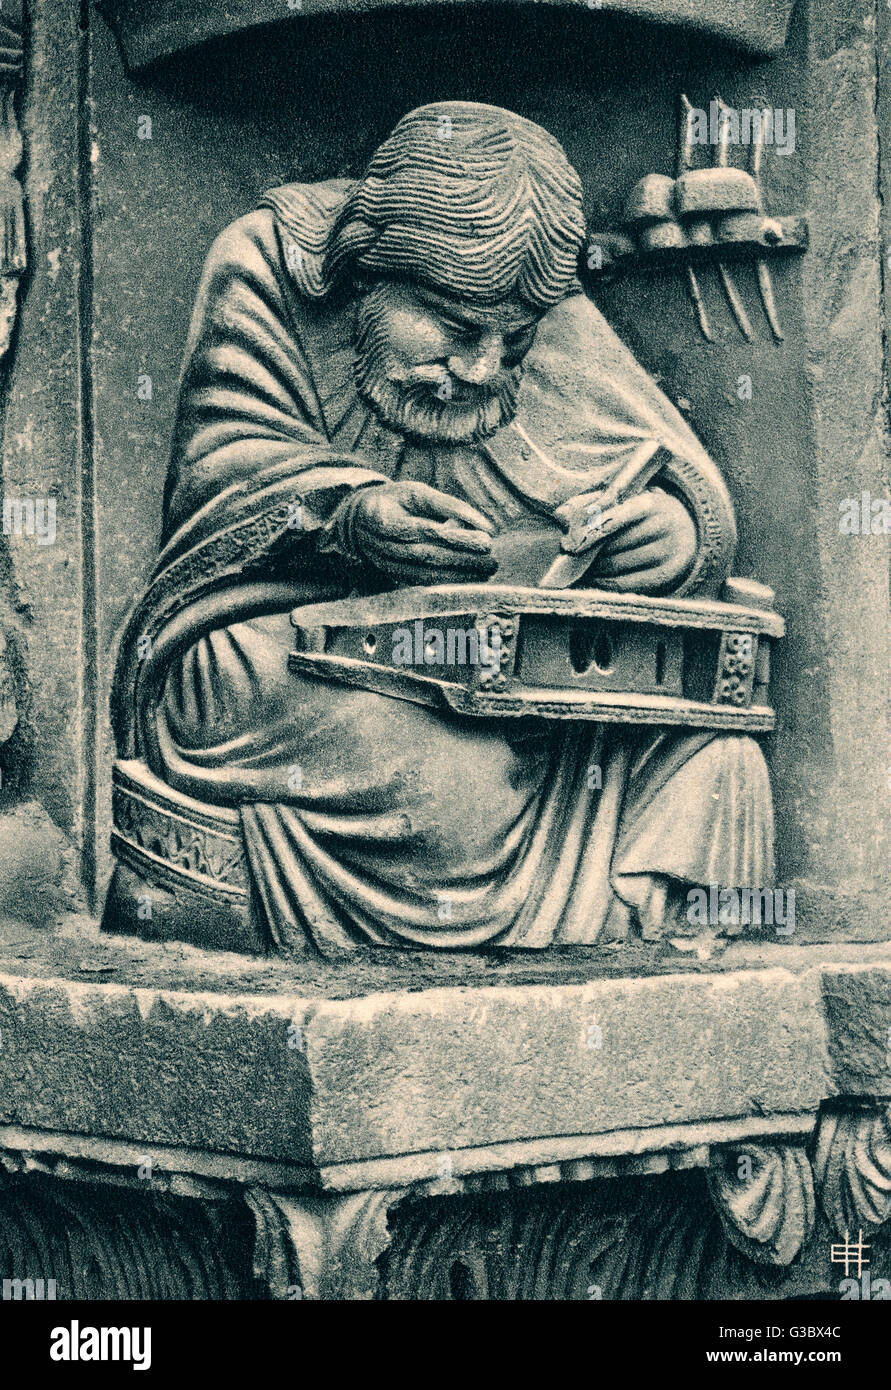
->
[441, 320, 473, 339]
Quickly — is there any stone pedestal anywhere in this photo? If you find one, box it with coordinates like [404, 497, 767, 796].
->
[2, 928, 891, 1297]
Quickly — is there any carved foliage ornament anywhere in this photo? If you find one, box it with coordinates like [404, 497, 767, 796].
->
[246, 1187, 404, 1300]
[813, 1105, 891, 1237]
[707, 1144, 815, 1266]
[707, 1107, 891, 1267]
[245, 1114, 891, 1300]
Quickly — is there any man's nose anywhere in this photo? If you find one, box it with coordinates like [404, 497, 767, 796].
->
[447, 331, 504, 385]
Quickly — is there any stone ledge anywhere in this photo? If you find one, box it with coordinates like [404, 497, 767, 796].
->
[0, 1123, 311, 1194]
[0, 974, 315, 1163]
[317, 1111, 819, 1192]
[304, 967, 829, 1167]
[4, 906, 890, 1000]
[0, 950, 889, 1188]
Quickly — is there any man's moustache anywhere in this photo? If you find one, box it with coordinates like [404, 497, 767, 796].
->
[386, 363, 443, 383]
[386, 363, 506, 396]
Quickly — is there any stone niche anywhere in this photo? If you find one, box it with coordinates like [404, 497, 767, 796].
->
[0, 0, 887, 1300]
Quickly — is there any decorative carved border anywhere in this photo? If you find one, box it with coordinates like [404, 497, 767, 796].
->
[2, 1104, 890, 1297]
[111, 758, 250, 901]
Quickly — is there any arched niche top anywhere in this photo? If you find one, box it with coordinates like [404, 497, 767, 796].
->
[95, 0, 797, 70]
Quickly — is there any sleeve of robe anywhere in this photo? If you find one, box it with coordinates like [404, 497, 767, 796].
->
[111, 208, 392, 758]
[162, 206, 391, 551]
[487, 291, 739, 598]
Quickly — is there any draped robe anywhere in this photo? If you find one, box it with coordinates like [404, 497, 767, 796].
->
[110, 183, 773, 954]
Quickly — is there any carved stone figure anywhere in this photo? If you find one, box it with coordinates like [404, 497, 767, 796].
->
[105, 101, 775, 955]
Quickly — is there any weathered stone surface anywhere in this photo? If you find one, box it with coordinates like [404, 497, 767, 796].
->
[305, 967, 829, 1169]
[0, 959, 834, 1172]
[822, 966, 891, 1095]
[97, 0, 798, 71]
[321, 1113, 817, 1193]
[0, 972, 314, 1163]
[2, 0, 87, 852]
[380, 1170, 841, 1300]
[0, 1170, 252, 1299]
[0, 801, 81, 926]
[2, 926, 891, 1184]
[792, 0, 891, 918]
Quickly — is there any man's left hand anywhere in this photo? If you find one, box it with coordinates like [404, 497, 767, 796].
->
[558, 487, 697, 593]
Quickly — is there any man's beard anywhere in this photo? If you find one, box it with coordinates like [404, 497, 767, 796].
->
[353, 288, 524, 445]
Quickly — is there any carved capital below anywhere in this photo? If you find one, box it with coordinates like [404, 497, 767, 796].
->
[246, 1187, 405, 1300]
[813, 1105, 891, 1237]
[0, 1169, 243, 1297]
[707, 1144, 815, 1266]
[707, 1104, 891, 1266]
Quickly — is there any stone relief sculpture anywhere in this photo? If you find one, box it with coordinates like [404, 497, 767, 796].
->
[104, 101, 781, 957]
[0, 0, 889, 1322]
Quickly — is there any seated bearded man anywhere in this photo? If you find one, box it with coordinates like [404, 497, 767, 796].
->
[107, 101, 773, 954]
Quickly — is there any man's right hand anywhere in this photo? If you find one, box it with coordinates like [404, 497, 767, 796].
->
[343, 481, 498, 585]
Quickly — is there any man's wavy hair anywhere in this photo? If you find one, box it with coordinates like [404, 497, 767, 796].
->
[264, 102, 587, 310]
